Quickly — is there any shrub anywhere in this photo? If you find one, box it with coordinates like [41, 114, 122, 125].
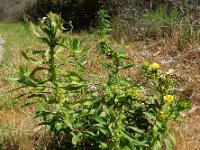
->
[12, 11, 190, 149]
[100, 0, 200, 40]
[144, 7, 181, 37]
[178, 15, 200, 50]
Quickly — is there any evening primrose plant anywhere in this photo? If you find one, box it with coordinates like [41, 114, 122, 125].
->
[140, 62, 191, 149]
[12, 11, 190, 150]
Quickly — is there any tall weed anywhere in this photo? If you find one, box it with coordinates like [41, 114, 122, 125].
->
[12, 11, 190, 149]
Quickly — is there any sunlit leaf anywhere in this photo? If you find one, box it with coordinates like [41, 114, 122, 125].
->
[164, 138, 172, 150]
[118, 64, 134, 69]
[144, 112, 156, 120]
[99, 141, 108, 149]
[167, 132, 176, 145]
[153, 141, 162, 150]
[127, 126, 145, 133]
[119, 38, 125, 54]
[60, 82, 84, 91]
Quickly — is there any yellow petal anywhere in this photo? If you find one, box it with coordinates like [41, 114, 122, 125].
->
[164, 95, 173, 103]
[149, 63, 160, 70]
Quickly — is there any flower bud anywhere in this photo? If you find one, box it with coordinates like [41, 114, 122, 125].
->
[158, 111, 165, 120]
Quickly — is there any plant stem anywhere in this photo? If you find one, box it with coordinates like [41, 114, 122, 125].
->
[113, 106, 124, 150]
[49, 46, 60, 102]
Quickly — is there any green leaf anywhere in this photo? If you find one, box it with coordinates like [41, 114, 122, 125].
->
[27, 93, 41, 98]
[168, 87, 183, 92]
[45, 48, 50, 61]
[30, 67, 48, 84]
[83, 99, 97, 106]
[102, 63, 112, 69]
[18, 79, 37, 87]
[175, 117, 188, 121]
[127, 126, 144, 133]
[4, 77, 20, 82]
[121, 131, 148, 147]
[80, 108, 90, 115]
[99, 128, 109, 135]
[118, 55, 133, 61]
[99, 141, 108, 149]
[144, 112, 156, 120]
[164, 138, 172, 150]
[55, 122, 62, 132]
[118, 77, 135, 86]
[36, 110, 52, 119]
[92, 92, 99, 97]
[153, 141, 162, 150]
[31, 23, 42, 38]
[81, 72, 102, 78]
[128, 142, 139, 150]
[118, 64, 134, 69]
[14, 93, 27, 99]
[71, 132, 82, 146]
[123, 146, 132, 150]
[167, 132, 176, 145]
[119, 38, 125, 54]
[60, 82, 84, 91]
[153, 125, 159, 137]
[64, 71, 84, 81]
[84, 131, 97, 137]
[20, 50, 31, 61]
[75, 62, 85, 69]
[22, 101, 36, 107]
[36, 100, 46, 111]
[89, 109, 96, 115]
[95, 116, 106, 125]
[32, 50, 46, 54]
[57, 41, 71, 50]
[155, 120, 162, 129]
[39, 37, 51, 46]
[67, 38, 81, 51]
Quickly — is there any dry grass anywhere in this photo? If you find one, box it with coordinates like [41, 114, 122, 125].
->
[0, 22, 200, 149]
[125, 37, 200, 150]
[175, 102, 200, 150]
[0, 107, 35, 150]
[0, 22, 44, 149]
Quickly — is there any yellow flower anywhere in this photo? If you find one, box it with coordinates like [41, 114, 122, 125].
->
[149, 63, 160, 70]
[164, 95, 174, 103]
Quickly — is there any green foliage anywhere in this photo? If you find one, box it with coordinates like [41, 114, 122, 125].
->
[13, 11, 190, 149]
[144, 7, 181, 37]
[96, 9, 111, 39]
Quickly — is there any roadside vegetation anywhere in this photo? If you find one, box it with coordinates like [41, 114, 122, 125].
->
[0, 1, 200, 150]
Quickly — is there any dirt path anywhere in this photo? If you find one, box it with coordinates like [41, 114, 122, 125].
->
[0, 35, 4, 62]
